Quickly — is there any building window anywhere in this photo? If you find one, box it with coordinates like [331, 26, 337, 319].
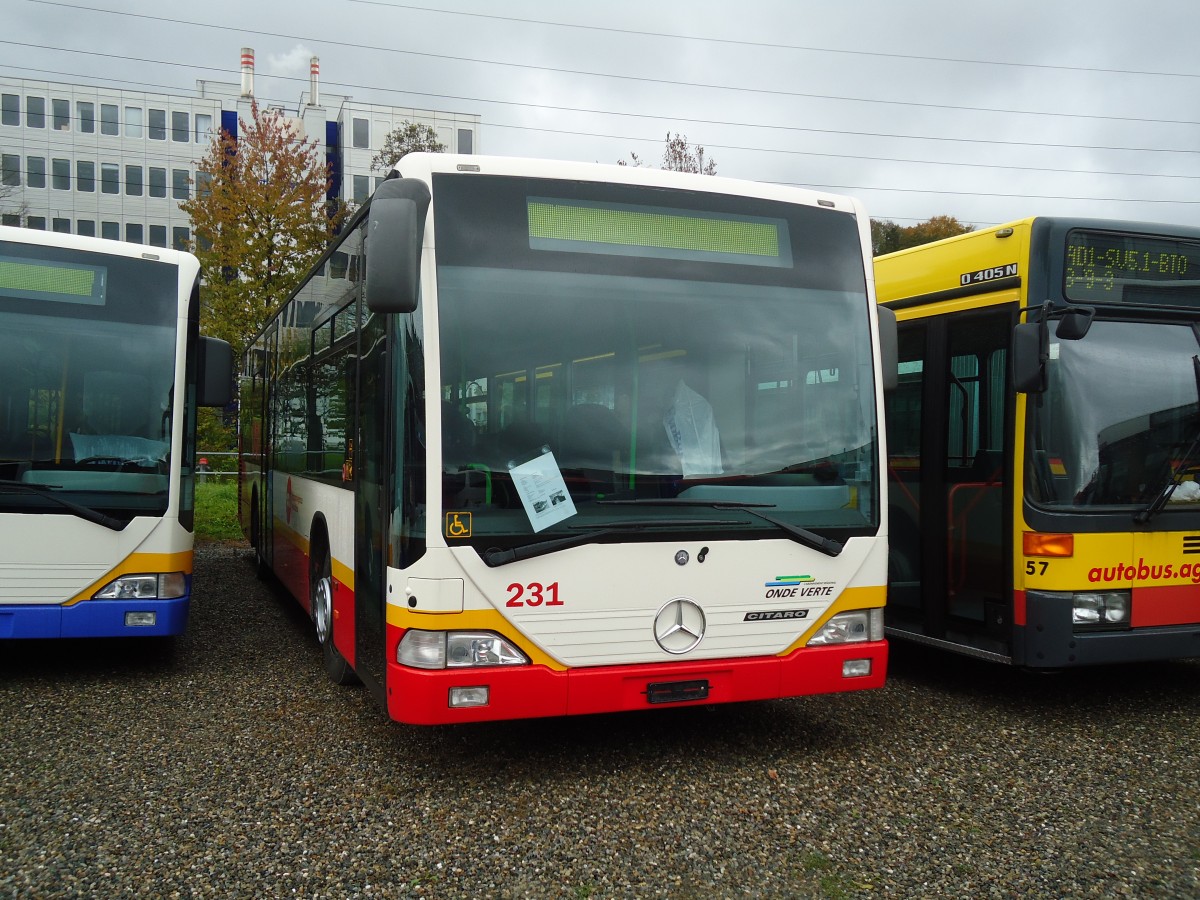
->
[77, 160, 95, 192]
[100, 103, 118, 136]
[1, 94, 17, 127]
[126, 223, 143, 244]
[195, 170, 212, 198]
[51, 158, 70, 190]
[172, 226, 190, 250]
[172, 169, 190, 200]
[1, 154, 19, 187]
[171, 111, 189, 142]
[26, 156, 46, 189]
[125, 106, 143, 139]
[149, 224, 167, 247]
[77, 219, 96, 237]
[149, 108, 166, 140]
[26, 96, 45, 129]
[101, 162, 119, 194]
[101, 221, 119, 241]
[125, 164, 143, 196]
[353, 174, 369, 203]
[352, 117, 369, 148]
[149, 166, 166, 198]
[52, 98, 70, 131]
[195, 113, 213, 144]
[78, 101, 95, 134]
[52, 217, 70, 234]
[27, 216, 46, 230]
[458, 128, 473, 154]
[1, 214, 19, 227]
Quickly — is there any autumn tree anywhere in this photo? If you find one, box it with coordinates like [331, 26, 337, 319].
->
[182, 100, 340, 356]
[620, 133, 717, 175]
[371, 121, 447, 173]
[871, 215, 974, 256]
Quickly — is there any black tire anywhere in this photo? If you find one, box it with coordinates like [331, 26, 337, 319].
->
[249, 493, 268, 581]
[310, 538, 359, 686]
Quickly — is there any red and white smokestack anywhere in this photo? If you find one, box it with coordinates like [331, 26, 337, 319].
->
[240, 47, 255, 98]
[309, 56, 320, 107]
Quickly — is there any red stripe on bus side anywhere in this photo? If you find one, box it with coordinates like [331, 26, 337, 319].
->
[333, 577, 356, 667]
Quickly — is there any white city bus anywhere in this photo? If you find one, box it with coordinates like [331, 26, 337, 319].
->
[240, 154, 895, 724]
[0, 226, 231, 639]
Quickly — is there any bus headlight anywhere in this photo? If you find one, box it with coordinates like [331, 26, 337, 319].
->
[397, 630, 529, 669]
[1073, 591, 1131, 629]
[93, 573, 187, 600]
[807, 608, 884, 645]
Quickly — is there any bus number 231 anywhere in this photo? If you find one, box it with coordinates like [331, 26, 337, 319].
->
[506, 582, 563, 607]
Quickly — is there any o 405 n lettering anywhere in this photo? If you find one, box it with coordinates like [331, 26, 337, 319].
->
[960, 263, 1018, 286]
[506, 582, 563, 607]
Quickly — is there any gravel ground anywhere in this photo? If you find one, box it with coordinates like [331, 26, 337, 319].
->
[2, 540, 1199, 899]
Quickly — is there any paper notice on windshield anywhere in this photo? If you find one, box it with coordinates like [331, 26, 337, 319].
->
[510, 450, 577, 532]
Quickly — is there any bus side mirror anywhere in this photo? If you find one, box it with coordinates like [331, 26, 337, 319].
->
[877, 305, 898, 392]
[198, 336, 233, 407]
[364, 177, 431, 315]
[1011, 321, 1048, 394]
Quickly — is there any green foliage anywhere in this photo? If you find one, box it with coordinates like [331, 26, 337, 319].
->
[194, 479, 242, 542]
[371, 121, 447, 173]
[182, 100, 342, 357]
[871, 215, 975, 256]
[196, 407, 236, 472]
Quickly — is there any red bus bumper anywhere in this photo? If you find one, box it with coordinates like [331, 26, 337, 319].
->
[384, 641, 887, 725]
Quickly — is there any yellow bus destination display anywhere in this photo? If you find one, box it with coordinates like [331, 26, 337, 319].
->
[527, 198, 793, 268]
[1064, 230, 1200, 305]
[0, 255, 106, 306]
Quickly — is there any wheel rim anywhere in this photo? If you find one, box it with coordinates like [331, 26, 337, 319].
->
[313, 572, 333, 645]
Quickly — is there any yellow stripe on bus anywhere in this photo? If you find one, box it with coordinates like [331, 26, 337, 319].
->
[62, 551, 194, 607]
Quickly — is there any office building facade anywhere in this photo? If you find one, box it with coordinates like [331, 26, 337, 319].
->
[0, 50, 479, 248]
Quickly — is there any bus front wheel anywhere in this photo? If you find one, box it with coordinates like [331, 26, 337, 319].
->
[311, 539, 359, 686]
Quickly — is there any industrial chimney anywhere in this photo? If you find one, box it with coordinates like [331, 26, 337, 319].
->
[309, 56, 320, 107]
[240, 47, 255, 98]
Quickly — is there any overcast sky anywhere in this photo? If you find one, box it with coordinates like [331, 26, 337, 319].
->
[8, 0, 1200, 228]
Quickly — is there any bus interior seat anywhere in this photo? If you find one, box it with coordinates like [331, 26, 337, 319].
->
[441, 402, 476, 470]
[559, 403, 627, 470]
[491, 420, 551, 469]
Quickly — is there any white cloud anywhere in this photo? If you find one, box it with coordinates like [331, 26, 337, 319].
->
[266, 44, 315, 77]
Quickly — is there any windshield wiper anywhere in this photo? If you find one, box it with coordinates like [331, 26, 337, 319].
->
[1135, 354, 1200, 524]
[0, 479, 125, 531]
[597, 498, 844, 557]
[482, 518, 733, 567]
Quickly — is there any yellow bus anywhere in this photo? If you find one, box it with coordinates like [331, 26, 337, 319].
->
[876, 217, 1200, 666]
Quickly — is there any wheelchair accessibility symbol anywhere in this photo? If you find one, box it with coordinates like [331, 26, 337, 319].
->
[445, 512, 472, 538]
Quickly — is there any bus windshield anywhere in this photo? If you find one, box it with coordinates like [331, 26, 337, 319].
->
[0, 243, 178, 517]
[1027, 319, 1200, 510]
[435, 174, 879, 546]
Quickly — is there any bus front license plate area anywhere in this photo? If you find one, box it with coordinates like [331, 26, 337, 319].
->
[646, 679, 710, 704]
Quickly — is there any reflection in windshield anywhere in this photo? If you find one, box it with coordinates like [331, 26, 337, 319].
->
[1028, 320, 1200, 509]
[0, 312, 176, 510]
[439, 266, 878, 540]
